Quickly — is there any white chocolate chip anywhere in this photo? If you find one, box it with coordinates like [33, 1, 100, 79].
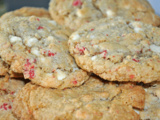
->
[91, 56, 97, 61]
[134, 27, 143, 33]
[9, 35, 22, 43]
[31, 47, 40, 56]
[76, 9, 83, 17]
[150, 44, 160, 53]
[40, 57, 46, 62]
[26, 37, 38, 47]
[71, 34, 80, 41]
[130, 22, 143, 33]
[49, 20, 57, 25]
[56, 70, 66, 80]
[47, 36, 54, 41]
[106, 10, 115, 18]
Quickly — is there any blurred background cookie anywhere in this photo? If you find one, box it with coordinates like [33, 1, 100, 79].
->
[49, 0, 160, 30]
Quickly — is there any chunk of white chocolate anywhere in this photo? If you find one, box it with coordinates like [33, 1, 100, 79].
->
[26, 37, 38, 47]
[9, 35, 22, 43]
[106, 10, 115, 18]
[150, 44, 160, 53]
[134, 27, 143, 33]
[56, 70, 66, 80]
[91, 56, 97, 61]
[71, 33, 80, 41]
[76, 9, 83, 17]
[31, 47, 40, 56]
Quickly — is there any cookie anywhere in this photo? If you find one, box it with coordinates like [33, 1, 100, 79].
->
[0, 7, 51, 24]
[138, 83, 160, 119]
[0, 58, 8, 76]
[49, 0, 160, 30]
[0, 16, 89, 89]
[12, 76, 145, 120]
[0, 75, 25, 120]
[69, 17, 160, 83]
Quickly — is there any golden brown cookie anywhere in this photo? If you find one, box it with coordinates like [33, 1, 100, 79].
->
[0, 7, 51, 23]
[12, 76, 145, 120]
[0, 16, 89, 89]
[49, 0, 160, 30]
[69, 17, 160, 83]
[0, 75, 25, 120]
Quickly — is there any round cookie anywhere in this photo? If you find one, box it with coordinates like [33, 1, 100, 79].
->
[139, 83, 160, 120]
[0, 16, 89, 89]
[0, 7, 52, 78]
[0, 58, 8, 76]
[69, 17, 160, 83]
[12, 76, 145, 120]
[0, 7, 51, 23]
[49, 0, 160, 30]
[0, 76, 25, 120]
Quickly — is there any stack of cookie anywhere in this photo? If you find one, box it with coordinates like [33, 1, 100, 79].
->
[0, 0, 160, 119]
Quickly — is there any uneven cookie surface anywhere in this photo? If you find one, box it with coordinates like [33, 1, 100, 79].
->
[0, 16, 89, 89]
[49, 0, 160, 30]
[0, 58, 24, 78]
[0, 76, 25, 120]
[69, 17, 160, 83]
[139, 83, 160, 119]
[12, 76, 145, 120]
[0, 58, 8, 76]
[0, 7, 51, 23]
[0, 7, 52, 78]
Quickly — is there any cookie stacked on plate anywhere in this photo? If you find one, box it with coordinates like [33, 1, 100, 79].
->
[0, 0, 160, 119]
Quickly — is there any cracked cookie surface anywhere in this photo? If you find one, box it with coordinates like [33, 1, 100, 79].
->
[0, 16, 89, 89]
[69, 17, 160, 83]
[0, 76, 25, 120]
[49, 0, 160, 30]
[12, 76, 145, 120]
[0, 58, 8, 76]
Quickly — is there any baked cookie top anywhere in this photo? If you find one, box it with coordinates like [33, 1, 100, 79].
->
[0, 16, 89, 89]
[12, 76, 145, 120]
[0, 58, 8, 76]
[139, 83, 160, 120]
[0, 76, 25, 120]
[49, 0, 160, 30]
[0, 7, 51, 23]
[69, 17, 160, 83]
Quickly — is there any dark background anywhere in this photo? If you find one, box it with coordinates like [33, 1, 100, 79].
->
[4, 0, 50, 11]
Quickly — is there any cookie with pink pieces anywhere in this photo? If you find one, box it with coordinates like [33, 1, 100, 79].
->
[49, 0, 160, 30]
[0, 16, 89, 89]
[0, 75, 25, 120]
